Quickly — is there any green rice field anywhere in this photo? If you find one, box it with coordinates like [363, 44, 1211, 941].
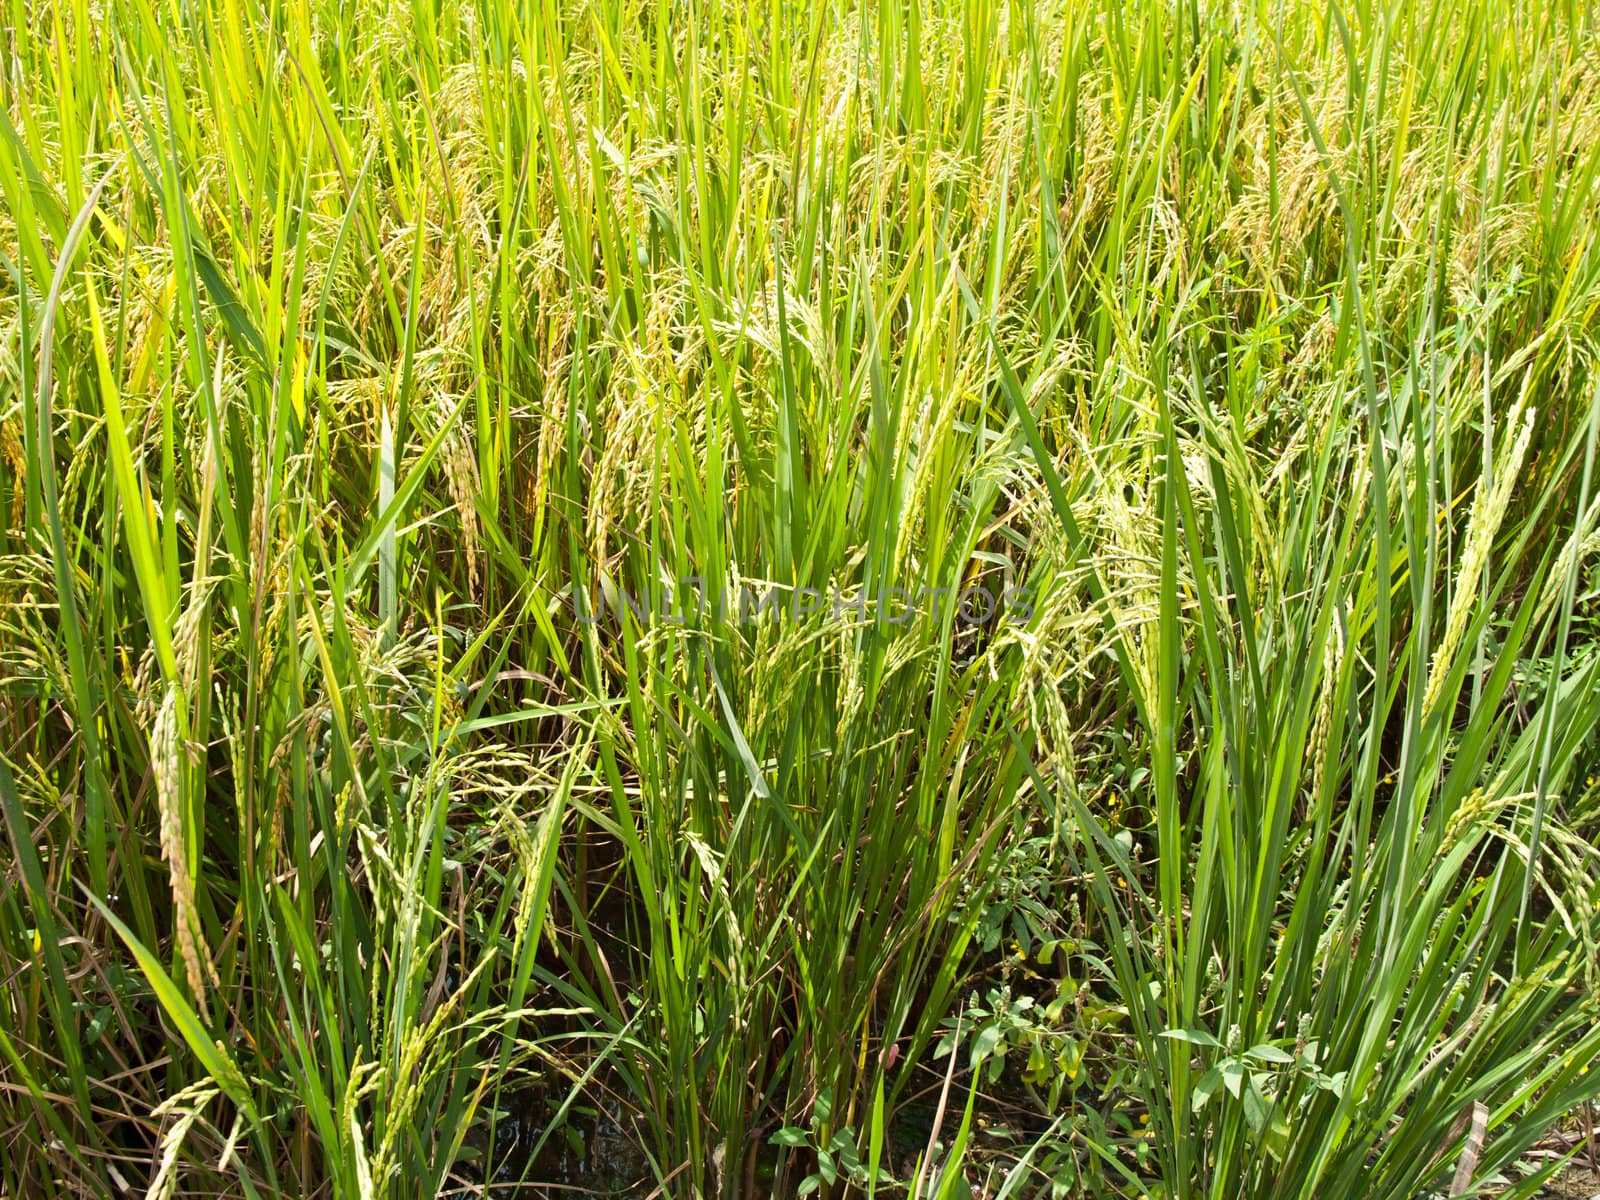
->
[3, 0, 1600, 1194]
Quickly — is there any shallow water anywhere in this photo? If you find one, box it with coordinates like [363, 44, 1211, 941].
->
[471, 1089, 651, 1197]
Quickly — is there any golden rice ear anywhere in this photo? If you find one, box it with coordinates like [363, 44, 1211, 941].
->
[0, 418, 26, 530]
[1422, 397, 1534, 717]
[152, 685, 215, 1020]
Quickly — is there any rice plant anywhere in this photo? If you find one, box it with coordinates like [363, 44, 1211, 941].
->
[3, 0, 1599, 1195]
